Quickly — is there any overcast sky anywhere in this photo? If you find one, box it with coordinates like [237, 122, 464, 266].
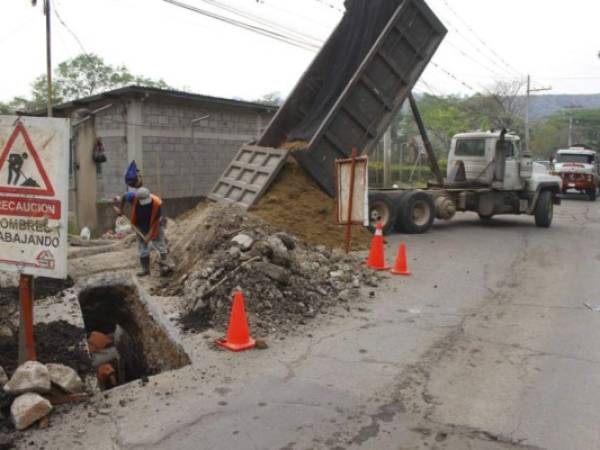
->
[1, 0, 599, 104]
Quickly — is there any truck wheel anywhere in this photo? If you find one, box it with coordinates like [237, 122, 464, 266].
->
[535, 190, 554, 228]
[368, 192, 396, 234]
[396, 191, 435, 234]
[478, 213, 493, 221]
[587, 189, 597, 201]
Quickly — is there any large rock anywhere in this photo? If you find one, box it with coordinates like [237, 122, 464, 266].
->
[10, 392, 52, 430]
[47, 364, 84, 394]
[3, 361, 50, 395]
[254, 262, 290, 285]
[231, 234, 254, 251]
[274, 232, 296, 250]
[0, 366, 7, 386]
[267, 236, 291, 268]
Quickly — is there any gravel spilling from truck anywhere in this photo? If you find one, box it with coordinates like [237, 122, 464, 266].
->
[252, 159, 372, 250]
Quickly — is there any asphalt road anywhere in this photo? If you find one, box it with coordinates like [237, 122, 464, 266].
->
[22, 196, 600, 450]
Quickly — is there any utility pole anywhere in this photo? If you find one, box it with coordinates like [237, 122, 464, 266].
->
[568, 116, 574, 147]
[45, 0, 53, 117]
[525, 75, 551, 153]
[383, 127, 392, 187]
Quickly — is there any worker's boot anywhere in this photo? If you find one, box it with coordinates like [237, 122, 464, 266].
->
[137, 256, 150, 277]
[159, 254, 173, 277]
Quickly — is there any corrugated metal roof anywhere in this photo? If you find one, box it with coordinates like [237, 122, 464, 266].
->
[29, 85, 279, 115]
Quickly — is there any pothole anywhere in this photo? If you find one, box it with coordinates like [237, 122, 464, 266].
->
[78, 282, 190, 388]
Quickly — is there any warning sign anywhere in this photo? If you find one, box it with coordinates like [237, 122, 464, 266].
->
[0, 116, 70, 279]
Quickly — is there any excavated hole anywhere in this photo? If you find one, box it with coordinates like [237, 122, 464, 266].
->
[78, 284, 190, 388]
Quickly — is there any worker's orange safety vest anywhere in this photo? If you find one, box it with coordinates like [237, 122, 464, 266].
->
[131, 194, 163, 240]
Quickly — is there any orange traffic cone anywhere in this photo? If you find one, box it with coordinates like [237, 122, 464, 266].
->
[391, 242, 411, 276]
[216, 291, 256, 352]
[366, 223, 390, 270]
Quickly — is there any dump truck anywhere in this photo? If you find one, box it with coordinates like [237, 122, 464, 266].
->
[369, 130, 562, 233]
[209, 0, 562, 233]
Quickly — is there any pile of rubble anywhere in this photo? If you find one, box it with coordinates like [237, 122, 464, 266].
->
[163, 204, 379, 336]
[1, 360, 85, 438]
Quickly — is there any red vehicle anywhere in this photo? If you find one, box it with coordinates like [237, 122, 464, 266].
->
[553, 146, 599, 201]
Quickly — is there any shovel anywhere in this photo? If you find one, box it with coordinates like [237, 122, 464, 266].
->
[112, 207, 169, 271]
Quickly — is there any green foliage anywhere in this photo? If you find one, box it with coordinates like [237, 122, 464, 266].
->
[529, 108, 600, 158]
[400, 94, 473, 153]
[2, 53, 171, 113]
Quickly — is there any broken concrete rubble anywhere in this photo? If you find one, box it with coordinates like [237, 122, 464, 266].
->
[166, 204, 380, 336]
[3, 361, 51, 395]
[10, 392, 52, 431]
[47, 363, 84, 394]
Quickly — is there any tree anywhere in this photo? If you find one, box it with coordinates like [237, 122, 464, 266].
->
[1, 53, 171, 113]
[255, 91, 284, 106]
[463, 80, 525, 133]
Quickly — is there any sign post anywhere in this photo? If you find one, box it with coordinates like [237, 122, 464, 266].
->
[0, 116, 70, 364]
[336, 151, 369, 254]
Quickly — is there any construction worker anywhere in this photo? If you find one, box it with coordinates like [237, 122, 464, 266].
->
[115, 187, 172, 277]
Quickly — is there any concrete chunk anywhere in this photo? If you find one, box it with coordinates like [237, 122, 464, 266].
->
[254, 262, 290, 285]
[231, 234, 254, 251]
[3, 361, 50, 395]
[267, 236, 291, 268]
[11, 392, 52, 431]
[47, 364, 84, 394]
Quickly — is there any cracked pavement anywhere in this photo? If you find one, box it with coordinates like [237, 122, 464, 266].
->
[17, 197, 600, 450]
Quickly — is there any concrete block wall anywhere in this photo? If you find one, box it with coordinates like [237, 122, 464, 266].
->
[66, 95, 275, 233]
[139, 99, 274, 200]
[95, 104, 128, 201]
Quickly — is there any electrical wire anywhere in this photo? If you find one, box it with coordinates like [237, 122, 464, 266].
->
[162, 0, 320, 51]
[53, 1, 89, 56]
[311, 0, 344, 14]
[437, 0, 522, 77]
[197, 0, 324, 46]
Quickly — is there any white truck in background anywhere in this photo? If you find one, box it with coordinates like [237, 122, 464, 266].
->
[369, 129, 563, 234]
[553, 146, 599, 201]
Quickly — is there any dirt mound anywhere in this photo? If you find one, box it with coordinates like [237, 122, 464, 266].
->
[0, 321, 91, 379]
[252, 160, 371, 250]
[161, 205, 379, 336]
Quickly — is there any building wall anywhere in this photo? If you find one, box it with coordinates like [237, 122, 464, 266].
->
[138, 99, 271, 201]
[85, 96, 274, 233]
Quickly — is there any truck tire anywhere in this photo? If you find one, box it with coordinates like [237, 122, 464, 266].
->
[396, 191, 435, 234]
[587, 189, 597, 201]
[534, 190, 554, 228]
[478, 213, 493, 221]
[368, 192, 396, 234]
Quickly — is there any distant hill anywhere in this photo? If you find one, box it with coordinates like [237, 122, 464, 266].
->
[524, 94, 600, 121]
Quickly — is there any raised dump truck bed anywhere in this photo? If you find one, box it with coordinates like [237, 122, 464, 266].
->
[258, 0, 447, 196]
[209, 0, 447, 207]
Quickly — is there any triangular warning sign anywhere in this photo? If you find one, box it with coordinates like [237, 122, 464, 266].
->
[0, 121, 55, 197]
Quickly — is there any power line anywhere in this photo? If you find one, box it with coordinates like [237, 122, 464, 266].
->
[435, 14, 518, 79]
[253, 0, 335, 32]
[53, 0, 88, 56]
[437, 0, 522, 77]
[442, 38, 512, 81]
[162, 0, 320, 51]
[197, 0, 324, 47]
[311, 0, 344, 13]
